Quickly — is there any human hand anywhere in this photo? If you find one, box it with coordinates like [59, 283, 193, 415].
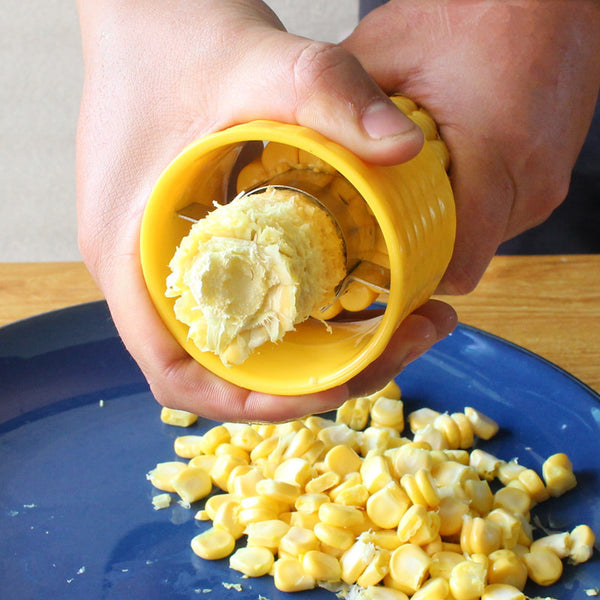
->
[76, 0, 456, 422]
[343, 0, 600, 293]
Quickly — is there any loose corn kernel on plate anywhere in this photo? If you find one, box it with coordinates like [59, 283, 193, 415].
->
[0, 301, 599, 600]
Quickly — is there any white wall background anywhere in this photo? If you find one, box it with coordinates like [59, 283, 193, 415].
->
[0, 0, 358, 261]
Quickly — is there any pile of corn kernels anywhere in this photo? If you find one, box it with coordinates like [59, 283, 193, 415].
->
[147, 381, 595, 600]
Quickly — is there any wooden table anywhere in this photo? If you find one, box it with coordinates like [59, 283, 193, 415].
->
[1, 256, 599, 394]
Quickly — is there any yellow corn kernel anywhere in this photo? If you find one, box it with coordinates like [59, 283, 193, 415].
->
[301, 439, 326, 465]
[360, 587, 409, 600]
[408, 407, 441, 433]
[238, 506, 279, 526]
[289, 510, 320, 530]
[361, 455, 393, 494]
[470, 449, 502, 481]
[337, 397, 371, 431]
[496, 460, 526, 485]
[282, 426, 316, 459]
[273, 557, 315, 592]
[147, 461, 187, 493]
[279, 525, 319, 556]
[416, 468, 440, 506]
[413, 424, 447, 450]
[340, 282, 380, 313]
[390, 445, 433, 478]
[324, 444, 363, 477]
[194, 509, 209, 520]
[173, 435, 205, 458]
[438, 496, 469, 537]
[432, 460, 476, 488]
[239, 493, 283, 514]
[188, 454, 217, 473]
[462, 478, 494, 516]
[229, 424, 263, 452]
[523, 548, 563, 586]
[199, 424, 230, 454]
[329, 478, 370, 506]
[569, 524, 596, 564]
[542, 453, 577, 497]
[191, 526, 235, 560]
[340, 539, 378, 584]
[160, 407, 198, 427]
[367, 379, 402, 402]
[517, 469, 549, 503]
[172, 466, 212, 505]
[210, 454, 247, 490]
[529, 532, 570, 559]
[396, 504, 440, 545]
[274, 457, 313, 487]
[370, 396, 405, 430]
[464, 406, 499, 440]
[449, 559, 487, 600]
[295, 493, 330, 514]
[430, 551, 466, 579]
[451, 412, 475, 449]
[493, 486, 531, 516]
[411, 576, 450, 600]
[432, 413, 462, 449]
[482, 583, 526, 600]
[487, 549, 528, 590]
[302, 550, 342, 582]
[318, 502, 364, 529]
[356, 548, 391, 588]
[486, 508, 522, 549]
[360, 529, 403, 552]
[366, 481, 410, 529]
[212, 499, 245, 539]
[445, 449, 471, 465]
[255, 478, 301, 506]
[214, 442, 250, 464]
[305, 471, 340, 494]
[229, 546, 274, 577]
[228, 466, 263, 497]
[317, 423, 362, 452]
[204, 493, 238, 520]
[249, 435, 279, 462]
[388, 543, 431, 595]
[245, 518, 290, 551]
[314, 522, 355, 551]
[303, 415, 335, 434]
[461, 515, 502, 556]
[361, 427, 396, 455]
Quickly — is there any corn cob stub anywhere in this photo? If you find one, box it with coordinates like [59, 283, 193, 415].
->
[166, 187, 346, 366]
[149, 383, 596, 599]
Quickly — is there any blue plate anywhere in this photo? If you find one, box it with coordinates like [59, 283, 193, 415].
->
[1, 301, 598, 599]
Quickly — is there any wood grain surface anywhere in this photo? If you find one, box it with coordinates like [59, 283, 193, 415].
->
[1, 256, 599, 393]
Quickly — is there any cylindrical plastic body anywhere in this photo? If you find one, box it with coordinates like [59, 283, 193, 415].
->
[141, 101, 455, 395]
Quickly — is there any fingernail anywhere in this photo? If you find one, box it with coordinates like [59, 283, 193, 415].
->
[362, 99, 419, 140]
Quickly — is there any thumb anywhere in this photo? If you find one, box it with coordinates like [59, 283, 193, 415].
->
[227, 32, 424, 166]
